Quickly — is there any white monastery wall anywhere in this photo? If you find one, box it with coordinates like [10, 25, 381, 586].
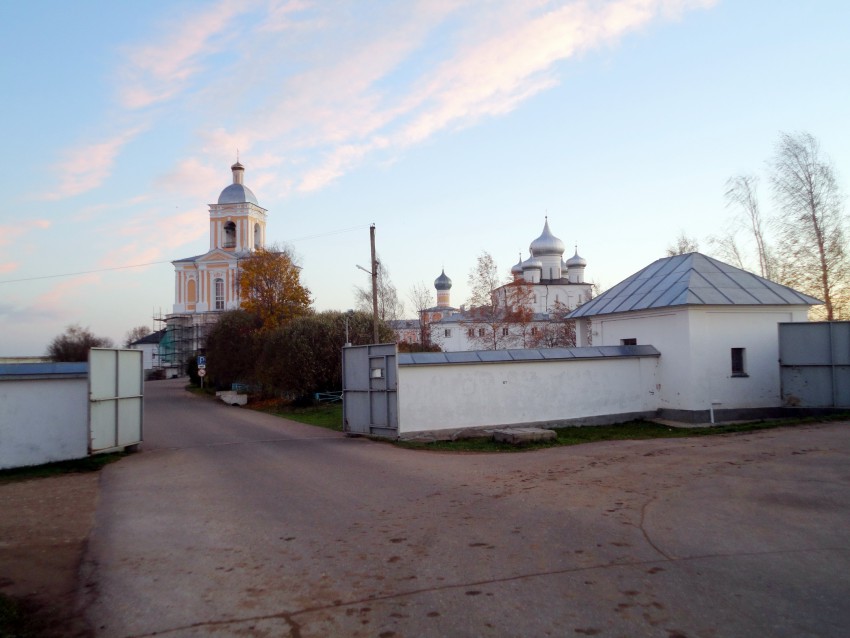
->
[397, 356, 659, 435]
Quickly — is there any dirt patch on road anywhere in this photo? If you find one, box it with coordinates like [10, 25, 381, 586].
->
[0, 473, 99, 637]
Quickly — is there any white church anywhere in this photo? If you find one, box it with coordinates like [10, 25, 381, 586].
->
[160, 161, 268, 371]
[418, 219, 593, 351]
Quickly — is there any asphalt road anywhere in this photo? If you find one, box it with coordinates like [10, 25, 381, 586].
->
[79, 378, 850, 637]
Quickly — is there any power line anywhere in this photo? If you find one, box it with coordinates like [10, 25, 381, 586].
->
[0, 224, 371, 285]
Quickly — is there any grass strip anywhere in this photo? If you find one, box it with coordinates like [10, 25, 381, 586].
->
[0, 452, 127, 485]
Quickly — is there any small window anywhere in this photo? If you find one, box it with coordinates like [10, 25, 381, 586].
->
[531, 327, 538, 335]
[478, 328, 485, 337]
[621, 338, 637, 346]
[467, 328, 474, 337]
[731, 348, 747, 376]
[502, 327, 509, 336]
[444, 329, 452, 338]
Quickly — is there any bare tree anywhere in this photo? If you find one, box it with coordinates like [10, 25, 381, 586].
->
[666, 231, 700, 256]
[528, 300, 576, 348]
[408, 281, 435, 347]
[355, 256, 403, 322]
[123, 325, 151, 347]
[771, 132, 848, 320]
[47, 324, 114, 362]
[463, 252, 534, 350]
[713, 174, 773, 277]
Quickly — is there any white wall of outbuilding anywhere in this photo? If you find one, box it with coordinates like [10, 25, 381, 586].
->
[588, 305, 810, 414]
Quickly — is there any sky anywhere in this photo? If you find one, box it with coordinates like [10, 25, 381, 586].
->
[1, 0, 849, 356]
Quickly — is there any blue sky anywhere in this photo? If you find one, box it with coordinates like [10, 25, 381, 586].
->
[1, 0, 848, 355]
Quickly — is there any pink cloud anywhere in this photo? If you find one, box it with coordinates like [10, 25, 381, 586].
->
[233, 0, 715, 191]
[0, 219, 52, 247]
[14, 274, 103, 323]
[99, 208, 208, 270]
[45, 129, 142, 200]
[118, 0, 252, 109]
[0, 262, 19, 274]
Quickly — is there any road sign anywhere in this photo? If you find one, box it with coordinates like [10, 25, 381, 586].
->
[197, 356, 206, 366]
[198, 369, 207, 377]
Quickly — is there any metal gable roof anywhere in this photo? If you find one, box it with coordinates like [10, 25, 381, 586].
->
[569, 252, 822, 319]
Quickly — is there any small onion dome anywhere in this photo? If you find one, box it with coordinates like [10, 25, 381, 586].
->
[522, 256, 543, 271]
[511, 254, 524, 276]
[529, 218, 565, 257]
[566, 249, 587, 267]
[434, 269, 452, 290]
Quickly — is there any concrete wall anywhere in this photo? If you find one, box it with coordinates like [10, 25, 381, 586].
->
[0, 365, 89, 470]
[397, 354, 660, 436]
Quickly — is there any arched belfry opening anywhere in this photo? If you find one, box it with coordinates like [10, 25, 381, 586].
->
[223, 221, 236, 248]
[254, 222, 262, 249]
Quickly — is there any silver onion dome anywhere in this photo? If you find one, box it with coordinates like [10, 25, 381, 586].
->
[566, 249, 587, 267]
[511, 254, 523, 276]
[529, 219, 566, 257]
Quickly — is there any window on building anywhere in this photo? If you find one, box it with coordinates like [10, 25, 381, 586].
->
[621, 338, 637, 346]
[254, 223, 261, 248]
[467, 328, 474, 337]
[531, 327, 538, 335]
[214, 278, 225, 310]
[478, 328, 485, 337]
[444, 329, 452, 338]
[502, 327, 509, 336]
[731, 348, 747, 376]
[223, 222, 236, 248]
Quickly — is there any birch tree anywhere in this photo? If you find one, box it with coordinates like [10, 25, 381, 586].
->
[771, 132, 848, 320]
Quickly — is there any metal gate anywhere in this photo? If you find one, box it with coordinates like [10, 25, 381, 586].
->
[779, 322, 850, 407]
[89, 348, 144, 453]
[342, 343, 398, 437]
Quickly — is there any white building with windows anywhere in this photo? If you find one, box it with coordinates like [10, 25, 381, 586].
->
[423, 219, 593, 351]
[161, 161, 267, 371]
[570, 252, 820, 420]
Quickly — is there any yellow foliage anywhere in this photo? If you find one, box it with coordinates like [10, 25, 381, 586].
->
[238, 247, 312, 330]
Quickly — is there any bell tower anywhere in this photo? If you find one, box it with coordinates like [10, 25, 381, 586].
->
[209, 161, 267, 252]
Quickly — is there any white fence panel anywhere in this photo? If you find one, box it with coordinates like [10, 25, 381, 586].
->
[89, 348, 143, 453]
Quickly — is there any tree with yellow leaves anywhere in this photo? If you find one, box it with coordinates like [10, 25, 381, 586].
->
[238, 245, 312, 330]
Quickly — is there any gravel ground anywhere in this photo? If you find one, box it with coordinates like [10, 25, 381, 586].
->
[0, 472, 99, 637]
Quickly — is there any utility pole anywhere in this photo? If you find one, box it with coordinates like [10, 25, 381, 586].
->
[370, 224, 379, 344]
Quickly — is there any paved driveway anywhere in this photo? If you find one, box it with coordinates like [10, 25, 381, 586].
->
[80, 379, 850, 637]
